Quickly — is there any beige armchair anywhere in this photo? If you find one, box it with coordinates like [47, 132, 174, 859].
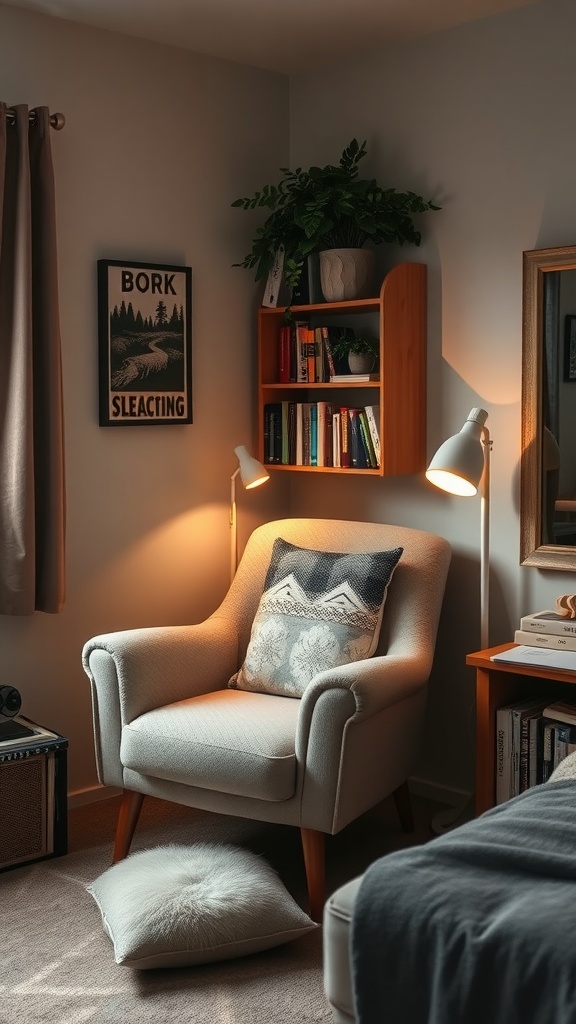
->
[82, 518, 451, 920]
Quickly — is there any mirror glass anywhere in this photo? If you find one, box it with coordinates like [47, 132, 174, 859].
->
[521, 245, 576, 570]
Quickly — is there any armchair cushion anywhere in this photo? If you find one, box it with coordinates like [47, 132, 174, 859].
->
[87, 843, 317, 969]
[229, 539, 403, 698]
[121, 688, 300, 801]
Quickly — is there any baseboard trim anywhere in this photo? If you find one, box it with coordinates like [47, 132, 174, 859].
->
[408, 775, 472, 808]
[68, 784, 122, 810]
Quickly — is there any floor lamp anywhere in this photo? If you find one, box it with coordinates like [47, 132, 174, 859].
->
[230, 445, 269, 583]
[425, 407, 492, 833]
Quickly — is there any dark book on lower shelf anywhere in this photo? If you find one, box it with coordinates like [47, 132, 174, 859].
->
[349, 409, 368, 469]
[263, 403, 282, 464]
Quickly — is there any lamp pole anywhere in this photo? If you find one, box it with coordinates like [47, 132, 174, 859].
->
[480, 426, 492, 651]
[230, 467, 240, 584]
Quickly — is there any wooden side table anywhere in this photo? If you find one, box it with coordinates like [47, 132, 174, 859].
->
[467, 643, 576, 815]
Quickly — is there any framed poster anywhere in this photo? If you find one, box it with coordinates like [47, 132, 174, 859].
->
[565, 314, 576, 382]
[97, 259, 192, 426]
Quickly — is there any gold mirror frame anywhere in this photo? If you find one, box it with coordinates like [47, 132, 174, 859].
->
[521, 244, 576, 570]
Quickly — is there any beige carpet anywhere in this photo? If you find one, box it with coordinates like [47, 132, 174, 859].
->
[2, 791, 447, 1024]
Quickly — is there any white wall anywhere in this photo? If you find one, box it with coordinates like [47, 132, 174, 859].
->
[0, 3, 289, 796]
[289, 0, 576, 796]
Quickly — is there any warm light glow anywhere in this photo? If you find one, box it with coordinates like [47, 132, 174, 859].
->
[425, 468, 478, 496]
[245, 476, 268, 490]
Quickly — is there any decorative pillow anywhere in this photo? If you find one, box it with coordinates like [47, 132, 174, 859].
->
[229, 538, 403, 698]
[87, 843, 317, 969]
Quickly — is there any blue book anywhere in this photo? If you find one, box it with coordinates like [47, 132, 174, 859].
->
[310, 404, 318, 467]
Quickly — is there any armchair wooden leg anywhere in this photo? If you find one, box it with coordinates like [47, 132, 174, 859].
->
[112, 790, 145, 864]
[392, 780, 415, 833]
[300, 827, 325, 923]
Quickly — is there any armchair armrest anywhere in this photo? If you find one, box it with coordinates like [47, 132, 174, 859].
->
[82, 615, 240, 724]
[82, 616, 240, 788]
[300, 651, 430, 726]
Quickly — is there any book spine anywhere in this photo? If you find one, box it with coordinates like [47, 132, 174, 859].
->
[364, 405, 381, 467]
[349, 409, 363, 468]
[306, 327, 316, 383]
[519, 614, 576, 635]
[263, 404, 273, 464]
[295, 404, 303, 465]
[519, 714, 531, 793]
[528, 715, 543, 787]
[514, 629, 576, 651]
[358, 410, 377, 468]
[288, 402, 297, 465]
[321, 327, 336, 379]
[543, 707, 576, 726]
[332, 411, 341, 468]
[271, 403, 282, 464]
[302, 404, 311, 466]
[324, 404, 333, 468]
[310, 404, 318, 467]
[314, 327, 324, 382]
[281, 401, 289, 465]
[496, 706, 513, 804]
[278, 326, 291, 384]
[542, 723, 555, 782]
[511, 708, 523, 797]
[289, 325, 297, 383]
[296, 324, 308, 382]
[316, 402, 326, 467]
[340, 408, 351, 469]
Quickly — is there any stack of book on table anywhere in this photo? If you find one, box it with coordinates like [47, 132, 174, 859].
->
[490, 609, 576, 673]
[495, 697, 576, 803]
[515, 609, 576, 652]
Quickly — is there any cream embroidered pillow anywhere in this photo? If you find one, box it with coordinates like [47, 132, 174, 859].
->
[229, 538, 403, 698]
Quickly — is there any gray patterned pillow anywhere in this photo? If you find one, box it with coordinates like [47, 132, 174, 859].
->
[228, 538, 403, 698]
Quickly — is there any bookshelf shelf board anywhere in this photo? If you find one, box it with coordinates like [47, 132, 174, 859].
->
[259, 297, 381, 316]
[263, 464, 381, 475]
[260, 382, 381, 390]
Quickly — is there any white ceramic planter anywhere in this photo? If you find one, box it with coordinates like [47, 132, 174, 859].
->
[319, 248, 375, 302]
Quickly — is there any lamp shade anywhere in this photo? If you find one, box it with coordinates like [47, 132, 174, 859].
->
[425, 408, 488, 496]
[234, 445, 269, 490]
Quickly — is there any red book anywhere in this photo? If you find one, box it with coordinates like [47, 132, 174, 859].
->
[279, 325, 291, 383]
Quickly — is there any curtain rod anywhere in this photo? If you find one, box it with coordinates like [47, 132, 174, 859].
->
[6, 108, 65, 130]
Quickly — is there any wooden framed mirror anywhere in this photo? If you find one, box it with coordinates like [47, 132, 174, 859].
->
[521, 244, 576, 570]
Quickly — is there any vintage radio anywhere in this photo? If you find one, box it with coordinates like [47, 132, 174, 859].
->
[0, 717, 67, 871]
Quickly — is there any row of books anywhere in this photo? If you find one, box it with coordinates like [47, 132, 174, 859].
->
[263, 402, 381, 469]
[277, 323, 377, 384]
[496, 697, 576, 803]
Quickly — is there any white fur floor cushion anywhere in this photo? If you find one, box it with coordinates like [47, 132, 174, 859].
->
[87, 843, 317, 969]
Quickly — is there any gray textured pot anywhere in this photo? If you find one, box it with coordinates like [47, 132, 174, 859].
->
[319, 248, 375, 302]
[348, 351, 375, 374]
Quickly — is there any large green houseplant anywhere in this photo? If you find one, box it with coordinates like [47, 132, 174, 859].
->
[232, 138, 439, 299]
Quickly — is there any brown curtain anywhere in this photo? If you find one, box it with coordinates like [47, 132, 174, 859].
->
[0, 103, 65, 614]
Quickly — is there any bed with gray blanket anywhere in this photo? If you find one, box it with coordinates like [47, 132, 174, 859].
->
[351, 779, 576, 1024]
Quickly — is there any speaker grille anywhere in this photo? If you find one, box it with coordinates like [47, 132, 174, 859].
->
[0, 755, 49, 868]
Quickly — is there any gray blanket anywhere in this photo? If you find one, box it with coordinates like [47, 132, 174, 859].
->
[351, 780, 576, 1024]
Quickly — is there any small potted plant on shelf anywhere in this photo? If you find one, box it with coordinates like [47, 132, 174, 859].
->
[232, 138, 440, 303]
[331, 332, 379, 375]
